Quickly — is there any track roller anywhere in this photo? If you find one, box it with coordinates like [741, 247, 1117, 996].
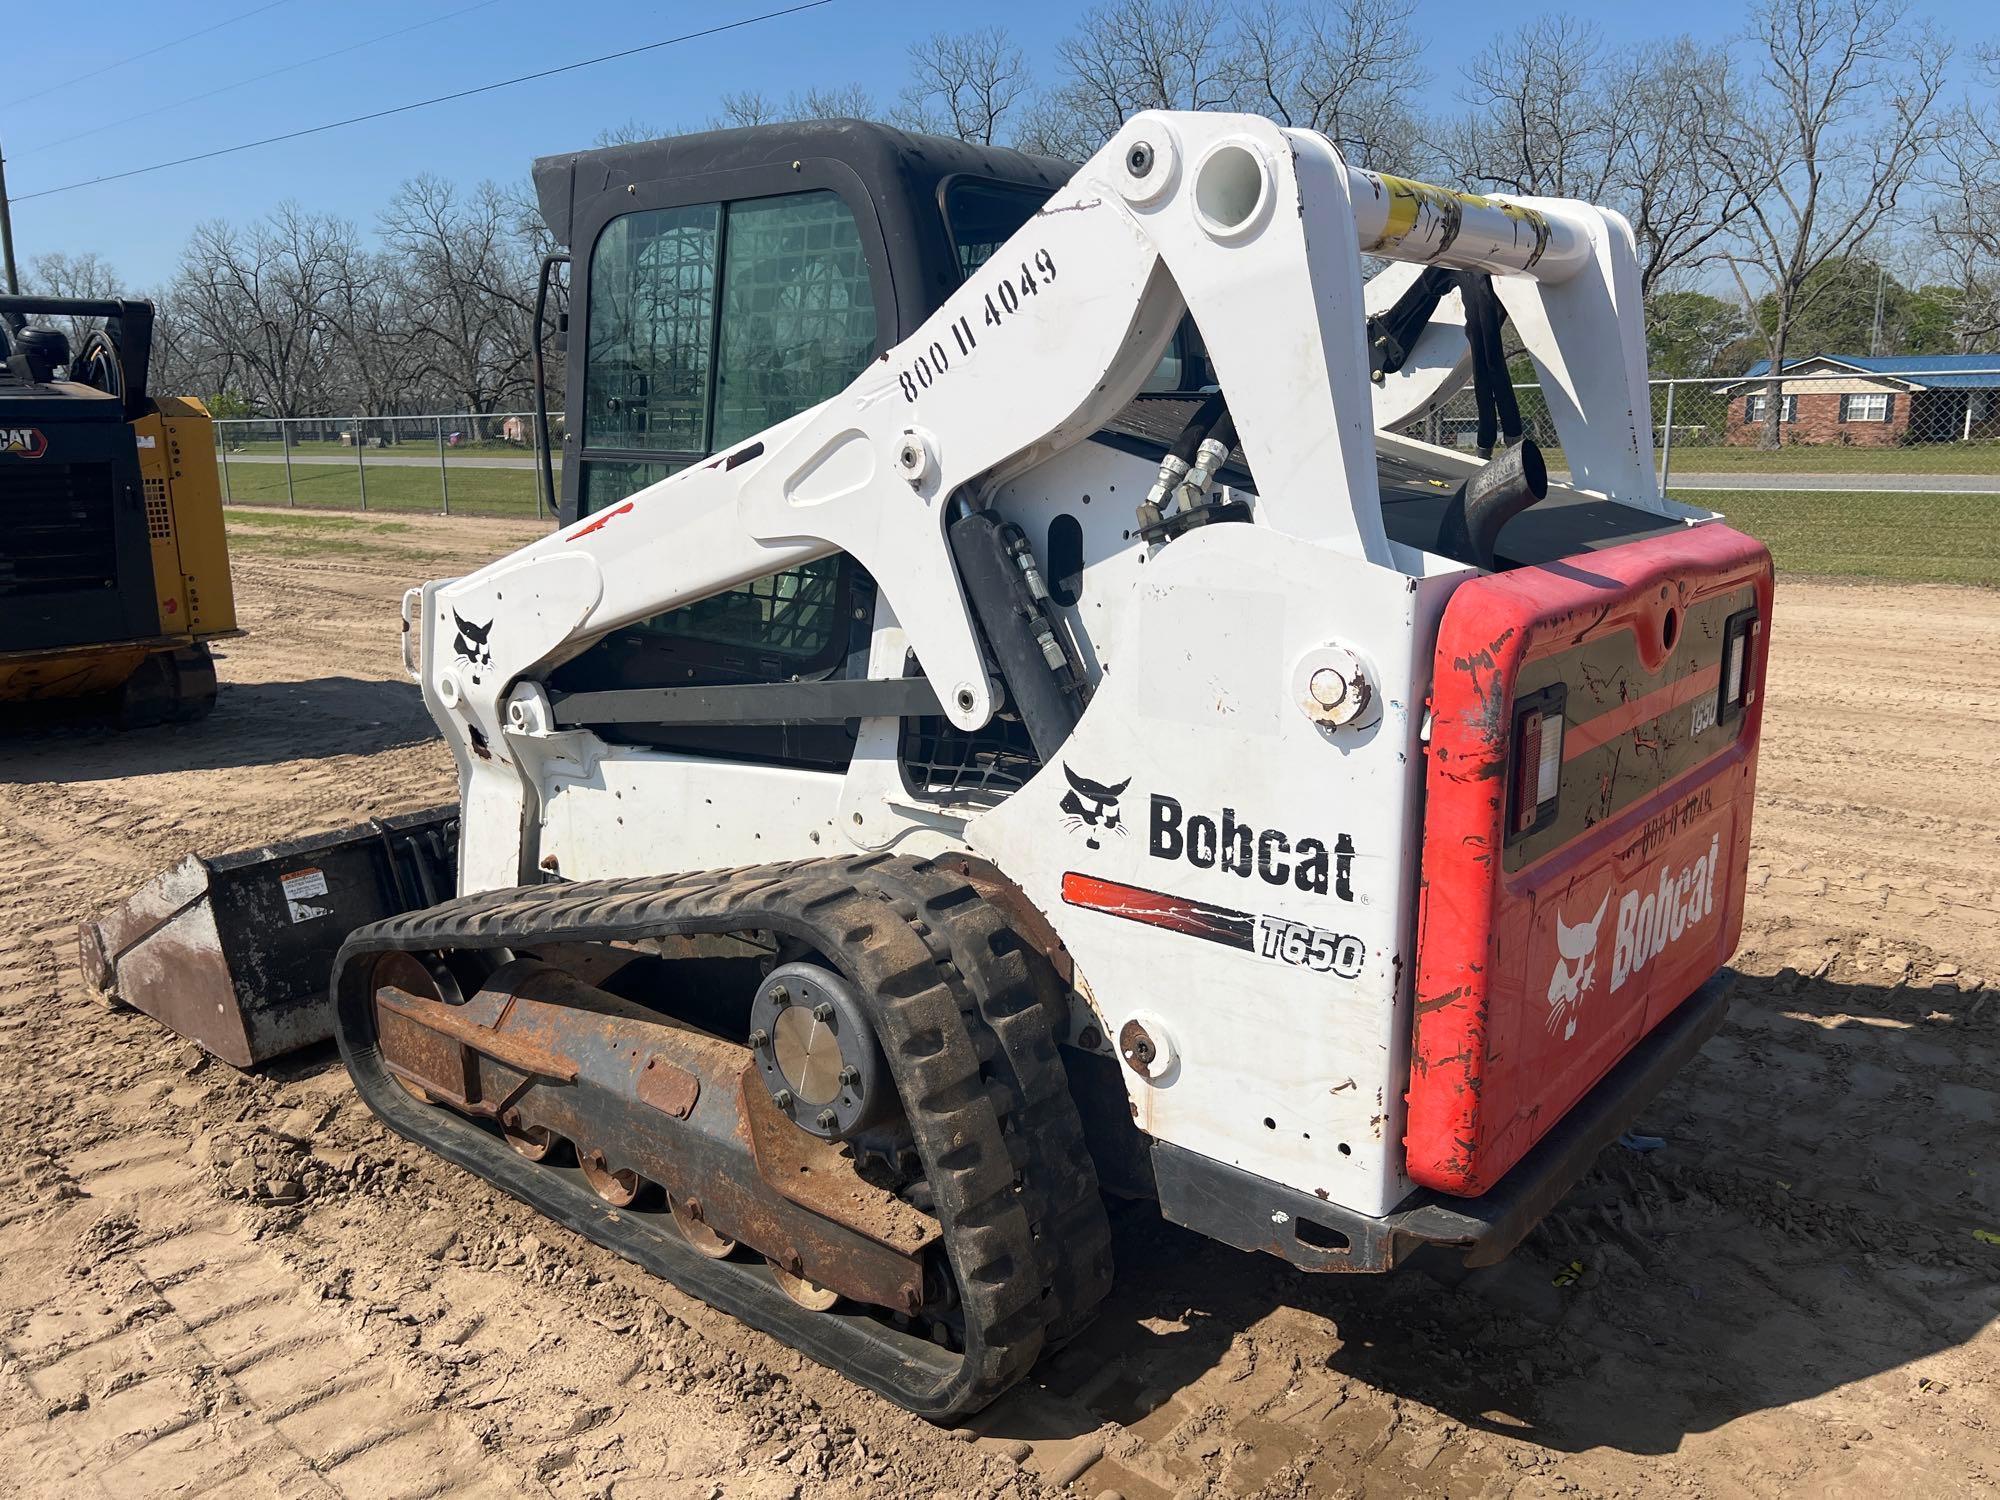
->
[669, 1197, 737, 1258]
[579, 1151, 647, 1207]
[770, 1259, 840, 1311]
[503, 1120, 565, 1163]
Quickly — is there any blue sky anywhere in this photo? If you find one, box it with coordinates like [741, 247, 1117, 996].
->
[0, 0, 1976, 288]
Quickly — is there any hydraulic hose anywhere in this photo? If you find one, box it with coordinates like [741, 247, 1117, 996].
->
[1435, 439, 1548, 571]
[1141, 392, 1234, 534]
[948, 508, 1083, 761]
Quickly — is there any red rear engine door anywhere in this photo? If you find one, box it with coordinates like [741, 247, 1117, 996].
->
[1408, 523, 1772, 1197]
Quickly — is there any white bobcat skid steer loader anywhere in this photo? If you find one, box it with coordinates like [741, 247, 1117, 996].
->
[323, 113, 1768, 1418]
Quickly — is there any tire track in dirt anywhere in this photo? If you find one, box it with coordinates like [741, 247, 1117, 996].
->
[0, 513, 1049, 1500]
[3, 522, 1995, 1499]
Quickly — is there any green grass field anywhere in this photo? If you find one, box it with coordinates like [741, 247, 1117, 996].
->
[217, 467, 1994, 589]
[1661, 443, 2000, 475]
[1522, 442, 2000, 478]
[216, 453, 550, 517]
[1702, 489, 1999, 587]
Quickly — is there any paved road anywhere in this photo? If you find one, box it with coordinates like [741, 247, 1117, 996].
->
[1658, 471, 2000, 494]
[221, 450, 2000, 495]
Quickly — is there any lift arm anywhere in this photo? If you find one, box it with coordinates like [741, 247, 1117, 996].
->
[427, 111, 1658, 888]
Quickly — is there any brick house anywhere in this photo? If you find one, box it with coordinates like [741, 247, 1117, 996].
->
[1715, 354, 2000, 447]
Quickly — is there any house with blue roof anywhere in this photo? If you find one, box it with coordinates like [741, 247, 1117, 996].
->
[1714, 354, 2000, 446]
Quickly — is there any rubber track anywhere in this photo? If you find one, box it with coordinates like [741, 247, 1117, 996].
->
[330, 855, 1089, 1418]
[842, 856, 1114, 1343]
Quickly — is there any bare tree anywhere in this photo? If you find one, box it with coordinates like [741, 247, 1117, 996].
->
[1601, 38, 1751, 299]
[791, 84, 875, 120]
[167, 205, 355, 418]
[380, 177, 542, 426]
[715, 90, 780, 128]
[323, 235, 417, 431]
[712, 85, 874, 132]
[594, 119, 671, 147]
[1441, 16, 1616, 202]
[22, 249, 128, 354]
[894, 28, 1031, 144]
[1022, 0, 1242, 159]
[1930, 45, 2000, 348]
[1704, 0, 1948, 446]
[1233, 0, 1427, 168]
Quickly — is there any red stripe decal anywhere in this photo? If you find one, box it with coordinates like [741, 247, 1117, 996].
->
[1563, 664, 1720, 761]
[1060, 872, 1255, 951]
[569, 499, 634, 538]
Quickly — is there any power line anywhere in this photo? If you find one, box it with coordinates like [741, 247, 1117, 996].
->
[18, 0, 507, 158]
[11, 1, 834, 205]
[6, 1, 301, 114]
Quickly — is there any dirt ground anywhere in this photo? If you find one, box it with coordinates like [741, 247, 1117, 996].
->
[0, 508, 1993, 1500]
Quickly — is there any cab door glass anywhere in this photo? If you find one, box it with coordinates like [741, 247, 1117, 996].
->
[572, 188, 877, 683]
[583, 203, 720, 455]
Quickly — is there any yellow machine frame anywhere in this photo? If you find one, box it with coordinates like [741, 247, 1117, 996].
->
[0, 396, 238, 705]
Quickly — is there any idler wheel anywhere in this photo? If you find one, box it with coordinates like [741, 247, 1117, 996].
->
[370, 950, 468, 1105]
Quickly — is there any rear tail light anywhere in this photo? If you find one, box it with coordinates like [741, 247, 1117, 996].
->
[1509, 684, 1566, 840]
[1718, 607, 1760, 724]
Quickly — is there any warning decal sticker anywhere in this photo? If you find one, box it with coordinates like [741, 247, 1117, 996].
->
[281, 867, 332, 924]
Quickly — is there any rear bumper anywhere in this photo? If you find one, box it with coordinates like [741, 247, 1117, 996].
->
[1153, 968, 1733, 1272]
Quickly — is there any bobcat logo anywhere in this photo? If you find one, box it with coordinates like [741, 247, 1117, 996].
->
[1059, 765, 1131, 851]
[1546, 893, 1609, 1041]
[451, 612, 493, 678]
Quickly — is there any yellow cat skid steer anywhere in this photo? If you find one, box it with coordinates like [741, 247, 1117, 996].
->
[1, 295, 237, 727]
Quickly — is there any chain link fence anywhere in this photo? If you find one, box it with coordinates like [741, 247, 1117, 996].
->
[1407, 367, 2000, 587]
[222, 369, 2000, 585]
[213, 413, 551, 519]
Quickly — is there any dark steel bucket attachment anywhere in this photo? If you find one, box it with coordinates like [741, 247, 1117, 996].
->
[79, 807, 458, 1067]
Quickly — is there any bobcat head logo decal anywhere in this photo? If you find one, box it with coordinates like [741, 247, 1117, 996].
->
[451, 611, 493, 678]
[1059, 765, 1131, 851]
[1546, 892, 1610, 1041]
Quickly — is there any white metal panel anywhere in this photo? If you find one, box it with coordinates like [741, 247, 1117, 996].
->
[966, 522, 1462, 1217]
[539, 751, 846, 881]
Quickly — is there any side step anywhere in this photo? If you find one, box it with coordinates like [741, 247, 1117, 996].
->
[78, 807, 458, 1066]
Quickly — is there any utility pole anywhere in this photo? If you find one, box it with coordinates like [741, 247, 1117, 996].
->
[1869, 262, 1887, 357]
[0, 137, 20, 295]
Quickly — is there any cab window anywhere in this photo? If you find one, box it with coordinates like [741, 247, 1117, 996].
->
[583, 202, 720, 455]
[577, 188, 875, 512]
[712, 193, 877, 448]
[569, 188, 876, 702]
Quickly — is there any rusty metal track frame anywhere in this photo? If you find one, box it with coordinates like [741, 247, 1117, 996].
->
[332, 855, 1100, 1419]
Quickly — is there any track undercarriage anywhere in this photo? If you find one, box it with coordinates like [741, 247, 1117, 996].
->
[332, 855, 1113, 1419]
